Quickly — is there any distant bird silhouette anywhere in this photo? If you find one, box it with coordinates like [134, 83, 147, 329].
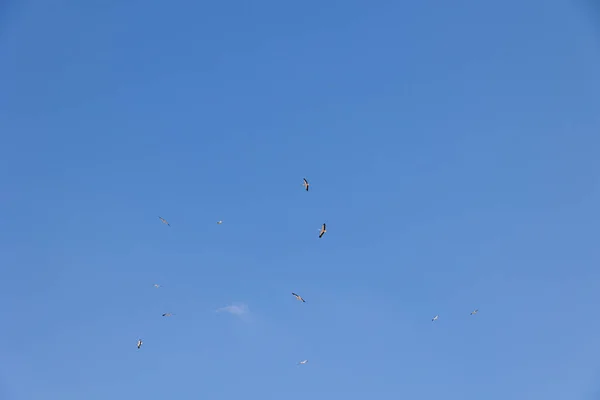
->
[217, 220, 223, 224]
[432, 315, 439, 322]
[154, 284, 160, 288]
[470, 309, 479, 315]
[303, 178, 310, 191]
[137, 339, 143, 349]
[319, 223, 326, 238]
[162, 313, 174, 317]
[158, 216, 170, 227]
[292, 292, 306, 303]
[298, 359, 308, 365]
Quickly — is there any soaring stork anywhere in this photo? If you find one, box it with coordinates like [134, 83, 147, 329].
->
[302, 178, 310, 191]
[318, 223, 326, 238]
[292, 292, 306, 303]
[158, 216, 170, 227]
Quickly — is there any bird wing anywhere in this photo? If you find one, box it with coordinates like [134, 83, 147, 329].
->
[292, 292, 298, 297]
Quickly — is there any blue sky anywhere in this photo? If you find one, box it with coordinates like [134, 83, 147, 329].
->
[1, 1, 600, 399]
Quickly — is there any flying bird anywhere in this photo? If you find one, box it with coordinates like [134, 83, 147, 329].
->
[292, 292, 306, 303]
[217, 220, 223, 224]
[162, 313, 174, 317]
[303, 178, 310, 191]
[153, 284, 160, 288]
[298, 360, 308, 365]
[318, 223, 326, 238]
[158, 216, 170, 227]
[432, 315, 439, 322]
[470, 309, 479, 315]
[137, 339, 143, 349]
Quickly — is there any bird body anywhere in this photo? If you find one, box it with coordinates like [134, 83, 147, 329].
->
[303, 178, 310, 191]
[137, 339, 143, 349]
[217, 220, 223, 224]
[154, 284, 160, 288]
[319, 223, 326, 238]
[432, 315, 439, 322]
[298, 359, 308, 365]
[292, 292, 306, 303]
[162, 313, 174, 317]
[470, 309, 479, 315]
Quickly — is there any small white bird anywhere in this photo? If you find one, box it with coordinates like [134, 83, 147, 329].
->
[292, 292, 306, 303]
[303, 178, 310, 192]
[162, 313, 174, 317]
[154, 284, 160, 288]
[470, 309, 479, 315]
[137, 339, 143, 349]
[432, 315, 439, 322]
[319, 223, 326, 238]
[158, 216, 170, 227]
[298, 359, 308, 365]
[217, 220, 223, 224]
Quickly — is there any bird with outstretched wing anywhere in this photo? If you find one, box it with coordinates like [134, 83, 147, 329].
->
[319, 223, 326, 238]
[292, 292, 306, 303]
[158, 216, 170, 227]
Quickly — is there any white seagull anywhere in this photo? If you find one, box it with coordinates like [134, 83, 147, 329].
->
[217, 220, 223, 224]
[292, 292, 306, 303]
[154, 284, 160, 288]
[432, 315, 439, 322]
[470, 309, 479, 315]
[298, 359, 308, 365]
[137, 339, 143, 349]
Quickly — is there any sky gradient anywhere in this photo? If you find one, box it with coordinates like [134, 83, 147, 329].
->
[2, 1, 600, 399]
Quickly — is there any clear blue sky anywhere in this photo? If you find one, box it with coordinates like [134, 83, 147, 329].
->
[2, 1, 600, 399]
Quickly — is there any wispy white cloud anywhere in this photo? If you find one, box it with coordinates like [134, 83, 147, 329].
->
[216, 303, 249, 317]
